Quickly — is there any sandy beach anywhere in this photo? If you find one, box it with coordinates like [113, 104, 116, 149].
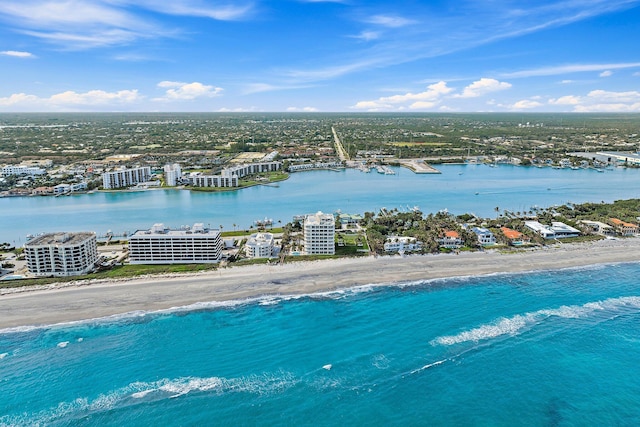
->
[1, 238, 639, 329]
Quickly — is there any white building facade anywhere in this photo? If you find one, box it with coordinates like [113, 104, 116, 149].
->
[129, 223, 223, 264]
[471, 227, 497, 246]
[163, 163, 182, 186]
[384, 236, 423, 253]
[245, 232, 275, 258]
[24, 232, 98, 277]
[190, 162, 281, 188]
[2, 165, 46, 177]
[102, 166, 152, 189]
[303, 211, 335, 255]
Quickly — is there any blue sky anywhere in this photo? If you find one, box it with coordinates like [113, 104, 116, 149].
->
[1, 0, 639, 112]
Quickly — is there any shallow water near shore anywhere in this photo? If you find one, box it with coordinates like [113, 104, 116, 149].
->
[2, 263, 640, 426]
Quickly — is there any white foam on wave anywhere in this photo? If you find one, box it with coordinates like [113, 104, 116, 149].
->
[0, 352, 8, 359]
[1, 371, 300, 426]
[57, 341, 69, 348]
[432, 295, 640, 346]
[410, 359, 447, 374]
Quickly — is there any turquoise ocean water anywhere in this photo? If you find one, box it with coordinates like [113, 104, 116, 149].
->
[2, 263, 640, 426]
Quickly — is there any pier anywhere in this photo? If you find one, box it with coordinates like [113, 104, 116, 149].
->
[398, 159, 441, 174]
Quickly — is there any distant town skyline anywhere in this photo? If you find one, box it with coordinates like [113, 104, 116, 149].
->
[1, 0, 639, 113]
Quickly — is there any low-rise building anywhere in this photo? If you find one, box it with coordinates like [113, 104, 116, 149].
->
[24, 232, 98, 277]
[471, 227, 496, 246]
[524, 221, 580, 239]
[610, 218, 638, 236]
[191, 162, 282, 188]
[2, 164, 46, 177]
[245, 232, 275, 258]
[303, 211, 335, 255]
[438, 230, 463, 249]
[578, 220, 616, 237]
[384, 236, 423, 253]
[129, 223, 223, 264]
[500, 227, 531, 246]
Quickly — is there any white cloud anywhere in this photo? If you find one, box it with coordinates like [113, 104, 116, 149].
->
[560, 80, 574, 84]
[365, 15, 415, 28]
[455, 78, 512, 98]
[599, 70, 613, 77]
[549, 95, 581, 105]
[575, 102, 640, 112]
[0, 88, 142, 108]
[286, 106, 319, 112]
[352, 81, 453, 110]
[349, 31, 380, 41]
[503, 62, 640, 78]
[511, 100, 543, 109]
[156, 81, 223, 100]
[0, 50, 34, 58]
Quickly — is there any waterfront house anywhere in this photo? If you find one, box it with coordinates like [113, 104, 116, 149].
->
[384, 236, 423, 254]
[577, 220, 616, 237]
[470, 227, 496, 246]
[609, 218, 638, 236]
[500, 227, 530, 246]
[438, 230, 463, 249]
[524, 221, 580, 239]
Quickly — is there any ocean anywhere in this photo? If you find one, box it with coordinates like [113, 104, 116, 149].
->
[2, 262, 640, 426]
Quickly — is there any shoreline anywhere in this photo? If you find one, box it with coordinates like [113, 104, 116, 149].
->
[1, 238, 639, 330]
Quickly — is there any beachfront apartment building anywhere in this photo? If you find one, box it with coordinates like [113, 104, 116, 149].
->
[384, 236, 423, 253]
[54, 182, 87, 194]
[524, 221, 580, 239]
[245, 232, 275, 258]
[303, 211, 335, 255]
[2, 164, 46, 177]
[24, 232, 98, 277]
[102, 166, 152, 189]
[163, 164, 182, 187]
[470, 227, 496, 246]
[129, 223, 223, 264]
[191, 162, 282, 188]
[438, 230, 463, 249]
[609, 218, 638, 236]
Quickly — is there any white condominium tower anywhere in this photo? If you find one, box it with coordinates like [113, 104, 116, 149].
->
[129, 223, 223, 264]
[102, 166, 151, 189]
[303, 211, 335, 255]
[163, 163, 182, 186]
[24, 232, 98, 277]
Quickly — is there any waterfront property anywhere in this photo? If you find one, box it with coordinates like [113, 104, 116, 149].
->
[384, 236, 423, 253]
[244, 232, 275, 258]
[470, 227, 496, 246]
[24, 232, 98, 277]
[303, 211, 336, 255]
[191, 162, 282, 188]
[524, 221, 581, 239]
[578, 220, 616, 237]
[609, 218, 638, 236]
[163, 164, 182, 187]
[1, 164, 46, 177]
[102, 166, 152, 189]
[438, 230, 463, 249]
[500, 227, 531, 246]
[128, 223, 223, 264]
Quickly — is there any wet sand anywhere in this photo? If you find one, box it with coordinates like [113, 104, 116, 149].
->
[1, 238, 638, 329]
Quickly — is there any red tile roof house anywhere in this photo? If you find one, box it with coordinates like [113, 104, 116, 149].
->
[610, 218, 639, 236]
[438, 230, 463, 249]
[500, 227, 531, 246]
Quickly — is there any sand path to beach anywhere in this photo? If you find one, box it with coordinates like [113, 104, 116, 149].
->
[1, 238, 638, 329]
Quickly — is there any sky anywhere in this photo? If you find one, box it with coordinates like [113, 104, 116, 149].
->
[0, 0, 640, 113]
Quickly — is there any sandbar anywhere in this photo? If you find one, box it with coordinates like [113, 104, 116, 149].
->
[1, 238, 638, 329]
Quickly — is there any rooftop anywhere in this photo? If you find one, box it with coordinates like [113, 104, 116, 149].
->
[26, 232, 95, 247]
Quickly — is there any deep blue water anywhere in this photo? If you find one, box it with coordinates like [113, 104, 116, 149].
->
[3, 163, 640, 245]
[2, 263, 640, 426]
